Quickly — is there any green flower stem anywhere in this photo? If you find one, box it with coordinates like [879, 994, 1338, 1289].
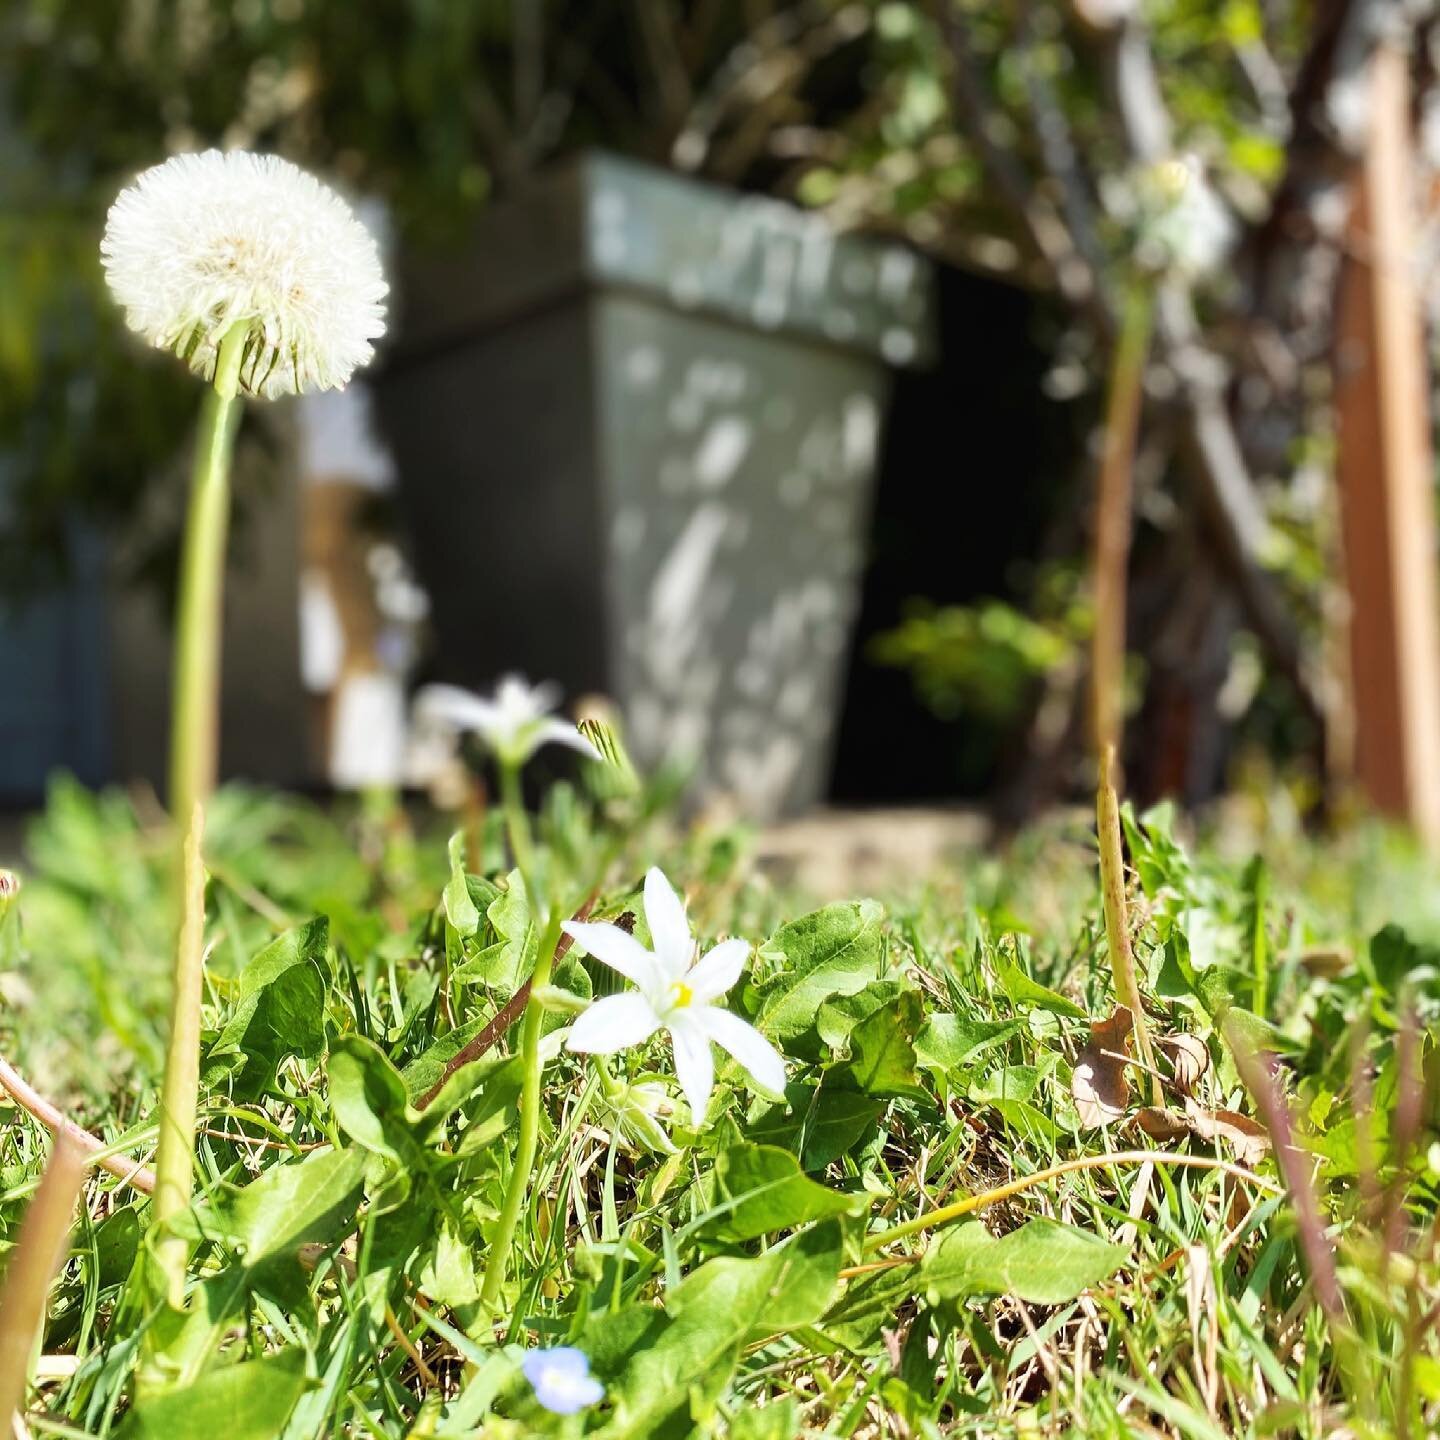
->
[167, 325, 248, 830]
[1090, 279, 1153, 762]
[1098, 744, 1161, 1105]
[481, 905, 565, 1308]
[152, 323, 248, 1310]
[496, 759, 539, 896]
[592, 1055, 624, 1101]
[481, 755, 562, 1308]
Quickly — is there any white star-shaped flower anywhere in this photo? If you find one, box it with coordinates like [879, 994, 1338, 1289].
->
[562, 867, 787, 1121]
[101, 150, 387, 398]
[414, 677, 598, 768]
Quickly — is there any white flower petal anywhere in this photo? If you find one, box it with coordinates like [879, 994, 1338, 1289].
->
[537, 717, 601, 760]
[414, 685, 499, 736]
[692, 1008, 787, 1096]
[687, 938, 750, 1002]
[644, 867, 693, 975]
[565, 993, 662, 1054]
[562, 921, 662, 992]
[668, 1015, 714, 1121]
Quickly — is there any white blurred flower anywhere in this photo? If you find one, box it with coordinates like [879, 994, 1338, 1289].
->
[414, 676, 598, 768]
[1135, 154, 1233, 281]
[101, 150, 387, 398]
[562, 867, 786, 1121]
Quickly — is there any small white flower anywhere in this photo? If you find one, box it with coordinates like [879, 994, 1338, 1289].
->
[1135, 154, 1233, 281]
[520, 1346, 604, 1415]
[101, 150, 387, 399]
[414, 677, 599, 769]
[563, 867, 787, 1121]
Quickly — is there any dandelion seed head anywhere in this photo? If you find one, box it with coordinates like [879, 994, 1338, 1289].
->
[101, 150, 387, 399]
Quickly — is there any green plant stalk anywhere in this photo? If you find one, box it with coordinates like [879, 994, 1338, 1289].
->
[480, 758, 561, 1308]
[167, 325, 248, 832]
[1098, 743, 1161, 1105]
[1090, 279, 1153, 761]
[481, 904, 565, 1307]
[0, 1135, 87, 1431]
[152, 323, 249, 1309]
[860, 1149, 1280, 1255]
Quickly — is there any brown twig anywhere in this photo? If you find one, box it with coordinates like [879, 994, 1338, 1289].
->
[414, 897, 595, 1111]
[0, 1055, 156, 1196]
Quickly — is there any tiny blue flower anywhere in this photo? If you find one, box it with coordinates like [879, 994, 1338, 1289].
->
[521, 1346, 605, 1415]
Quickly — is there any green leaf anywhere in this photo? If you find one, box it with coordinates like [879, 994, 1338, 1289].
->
[923, 1218, 1127, 1305]
[208, 918, 329, 1094]
[747, 1083, 882, 1168]
[1370, 924, 1440, 996]
[226, 1148, 367, 1297]
[842, 989, 926, 1097]
[728, 1398, 799, 1440]
[122, 1348, 309, 1439]
[914, 1015, 1020, 1074]
[753, 901, 885, 1056]
[443, 832, 480, 936]
[483, 871, 536, 992]
[816, 979, 909, 1052]
[417, 1219, 480, 1306]
[698, 1143, 866, 1242]
[993, 948, 1086, 1019]
[94, 1206, 141, 1288]
[327, 1035, 421, 1165]
[597, 1221, 843, 1438]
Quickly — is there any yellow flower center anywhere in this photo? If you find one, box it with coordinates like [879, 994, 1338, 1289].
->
[668, 980, 694, 1010]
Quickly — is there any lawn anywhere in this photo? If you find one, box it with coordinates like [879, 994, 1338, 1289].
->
[2, 773, 1436, 1438]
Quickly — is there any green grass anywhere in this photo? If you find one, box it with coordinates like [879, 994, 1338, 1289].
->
[0, 776, 1437, 1438]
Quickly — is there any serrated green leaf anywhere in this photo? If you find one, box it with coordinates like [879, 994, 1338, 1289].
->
[753, 900, 885, 1056]
[843, 989, 925, 1097]
[208, 918, 329, 1095]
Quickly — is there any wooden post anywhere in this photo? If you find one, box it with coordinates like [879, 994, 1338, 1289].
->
[1334, 41, 1440, 848]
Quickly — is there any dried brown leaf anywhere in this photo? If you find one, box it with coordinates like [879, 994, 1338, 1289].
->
[1135, 1106, 1190, 1143]
[1072, 1006, 1134, 1129]
[1183, 1099, 1271, 1167]
[1159, 1033, 1210, 1095]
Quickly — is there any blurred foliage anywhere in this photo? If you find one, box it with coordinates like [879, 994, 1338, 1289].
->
[2, 1, 1324, 598]
[0, 0, 864, 597]
[870, 567, 1087, 724]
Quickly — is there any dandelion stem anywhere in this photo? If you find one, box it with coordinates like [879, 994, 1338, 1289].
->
[152, 321, 248, 1310]
[167, 323, 247, 829]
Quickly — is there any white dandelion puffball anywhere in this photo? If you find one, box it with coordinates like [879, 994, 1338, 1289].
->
[101, 150, 387, 400]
